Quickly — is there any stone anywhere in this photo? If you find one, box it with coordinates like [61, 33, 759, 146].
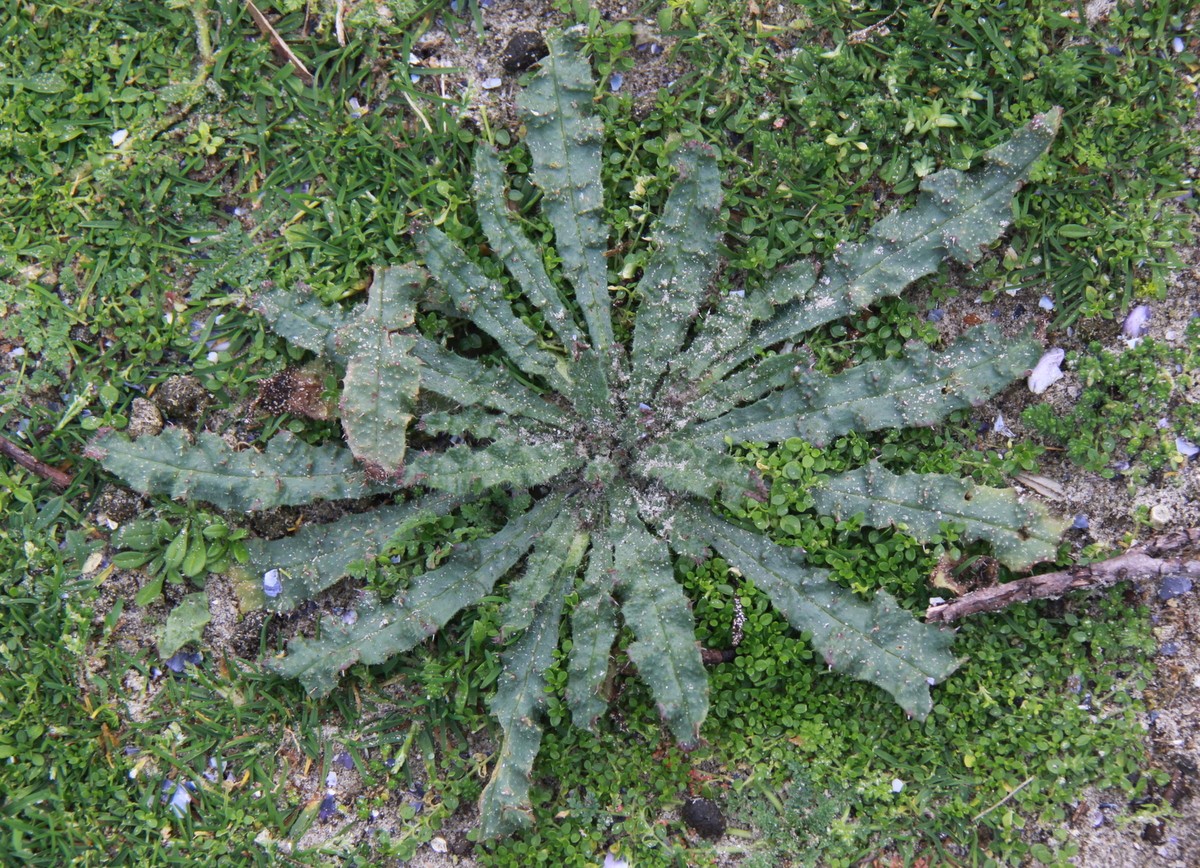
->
[681, 797, 725, 840]
[501, 32, 548, 73]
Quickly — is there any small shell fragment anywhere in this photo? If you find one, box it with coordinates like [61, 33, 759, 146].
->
[430, 837, 449, 854]
[262, 569, 282, 598]
[891, 778, 905, 793]
[1176, 436, 1199, 458]
[1027, 348, 1065, 394]
[481, 76, 502, 90]
[1121, 304, 1151, 339]
[111, 129, 129, 147]
[993, 413, 1015, 438]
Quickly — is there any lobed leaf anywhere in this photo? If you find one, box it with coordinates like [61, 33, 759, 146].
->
[684, 511, 959, 720]
[628, 144, 723, 404]
[681, 110, 1061, 388]
[247, 492, 461, 612]
[681, 326, 1040, 448]
[403, 435, 582, 495]
[270, 495, 562, 696]
[566, 537, 617, 731]
[90, 429, 393, 511]
[814, 461, 1069, 570]
[611, 500, 708, 747]
[519, 29, 614, 357]
[253, 286, 351, 365]
[479, 571, 567, 837]
[419, 226, 570, 393]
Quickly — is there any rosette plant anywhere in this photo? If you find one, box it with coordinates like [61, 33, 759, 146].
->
[92, 31, 1066, 835]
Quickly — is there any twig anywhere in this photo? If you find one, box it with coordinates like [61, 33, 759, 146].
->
[0, 435, 74, 490]
[926, 529, 1200, 623]
[973, 776, 1035, 822]
[245, 0, 314, 86]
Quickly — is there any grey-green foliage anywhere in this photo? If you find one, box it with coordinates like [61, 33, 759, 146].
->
[94, 30, 1066, 838]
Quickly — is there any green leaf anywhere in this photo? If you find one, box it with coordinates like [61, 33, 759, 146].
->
[814, 461, 1068, 570]
[248, 493, 461, 612]
[473, 145, 580, 351]
[686, 511, 959, 720]
[253, 286, 351, 365]
[611, 501, 708, 747]
[500, 513, 585, 635]
[419, 226, 570, 392]
[682, 110, 1061, 386]
[270, 495, 562, 696]
[412, 336, 573, 429]
[158, 592, 211, 657]
[90, 429, 394, 511]
[636, 438, 767, 508]
[681, 326, 1041, 448]
[479, 570, 568, 837]
[403, 435, 583, 495]
[519, 30, 614, 357]
[566, 538, 617, 731]
[628, 144, 723, 404]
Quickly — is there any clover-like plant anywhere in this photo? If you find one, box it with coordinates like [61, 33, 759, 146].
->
[91, 32, 1067, 835]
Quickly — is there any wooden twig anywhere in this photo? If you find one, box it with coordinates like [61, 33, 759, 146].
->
[0, 435, 74, 490]
[245, 0, 314, 86]
[926, 529, 1200, 623]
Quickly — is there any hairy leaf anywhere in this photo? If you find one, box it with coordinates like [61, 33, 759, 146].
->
[519, 29, 613, 357]
[90, 429, 392, 511]
[682, 326, 1041, 448]
[270, 495, 561, 696]
[612, 501, 708, 746]
[685, 511, 959, 720]
[814, 461, 1069, 570]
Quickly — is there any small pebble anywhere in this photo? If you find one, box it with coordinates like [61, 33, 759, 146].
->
[1175, 436, 1198, 458]
[1158, 576, 1193, 601]
[481, 76, 503, 90]
[927, 308, 944, 322]
[1159, 641, 1180, 657]
[609, 72, 624, 92]
[891, 779, 905, 793]
[1150, 503, 1173, 529]
[1038, 295, 1055, 311]
[111, 129, 129, 147]
[500, 31, 548, 73]
[681, 797, 726, 839]
[1172, 36, 1185, 53]
[1072, 514, 1089, 530]
[319, 794, 338, 821]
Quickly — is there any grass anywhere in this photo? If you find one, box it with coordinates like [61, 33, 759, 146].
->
[0, 0, 1193, 863]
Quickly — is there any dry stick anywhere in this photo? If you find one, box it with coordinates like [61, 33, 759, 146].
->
[245, 0, 314, 86]
[926, 529, 1200, 623]
[0, 436, 74, 490]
